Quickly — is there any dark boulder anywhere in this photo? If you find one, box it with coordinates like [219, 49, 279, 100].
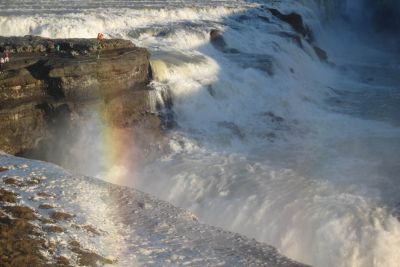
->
[268, 8, 313, 41]
[209, 29, 239, 53]
[210, 29, 228, 50]
[267, 9, 330, 63]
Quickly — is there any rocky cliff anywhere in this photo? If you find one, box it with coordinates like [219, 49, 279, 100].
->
[0, 36, 160, 159]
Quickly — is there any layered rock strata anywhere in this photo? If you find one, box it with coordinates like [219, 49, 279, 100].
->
[0, 36, 160, 159]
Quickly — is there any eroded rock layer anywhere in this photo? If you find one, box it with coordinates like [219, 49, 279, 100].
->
[0, 36, 160, 157]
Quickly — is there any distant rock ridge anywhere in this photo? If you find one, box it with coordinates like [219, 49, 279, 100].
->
[210, 9, 329, 64]
[0, 36, 162, 159]
[0, 35, 135, 54]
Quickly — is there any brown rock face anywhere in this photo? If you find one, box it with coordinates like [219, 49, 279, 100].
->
[0, 210, 47, 267]
[0, 36, 161, 160]
[209, 29, 240, 54]
[50, 211, 74, 221]
[267, 9, 329, 63]
[0, 188, 18, 203]
[268, 8, 313, 40]
[210, 29, 227, 50]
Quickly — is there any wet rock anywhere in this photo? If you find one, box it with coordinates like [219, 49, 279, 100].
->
[210, 29, 239, 53]
[210, 29, 227, 50]
[269, 9, 330, 64]
[3, 177, 24, 187]
[71, 223, 81, 229]
[268, 8, 313, 40]
[82, 225, 101, 235]
[39, 217, 54, 224]
[27, 177, 43, 185]
[0, 166, 8, 172]
[39, 203, 54, 209]
[68, 240, 80, 247]
[3, 205, 38, 220]
[0, 210, 47, 267]
[69, 240, 114, 266]
[37, 192, 52, 198]
[50, 211, 74, 221]
[0, 188, 18, 203]
[44, 225, 64, 233]
[56, 256, 71, 266]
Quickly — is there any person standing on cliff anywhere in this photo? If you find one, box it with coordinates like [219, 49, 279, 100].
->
[3, 51, 9, 63]
[97, 33, 105, 59]
[0, 57, 4, 72]
[56, 44, 61, 54]
[97, 33, 105, 41]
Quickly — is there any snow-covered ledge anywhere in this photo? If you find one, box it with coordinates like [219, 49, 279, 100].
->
[0, 152, 309, 266]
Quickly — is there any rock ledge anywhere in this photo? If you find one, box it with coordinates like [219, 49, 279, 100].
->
[0, 36, 160, 157]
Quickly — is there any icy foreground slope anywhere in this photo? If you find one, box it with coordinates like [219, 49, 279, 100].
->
[0, 153, 308, 267]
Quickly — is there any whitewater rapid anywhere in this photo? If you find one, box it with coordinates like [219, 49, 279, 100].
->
[1, 1, 400, 266]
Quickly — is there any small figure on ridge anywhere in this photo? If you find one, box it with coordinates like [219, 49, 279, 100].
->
[97, 33, 105, 41]
[97, 33, 105, 59]
[56, 44, 61, 54]
[3, 51, 9, 63]
[0, 57, 4, 72]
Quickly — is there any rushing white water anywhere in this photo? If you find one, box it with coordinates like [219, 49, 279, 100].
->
[2, 1, 400, 266]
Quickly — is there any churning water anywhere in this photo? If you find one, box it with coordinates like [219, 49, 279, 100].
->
[1, 1, 400, 266]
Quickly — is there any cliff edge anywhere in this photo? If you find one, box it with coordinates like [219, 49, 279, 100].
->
[0, 36, 160, 158]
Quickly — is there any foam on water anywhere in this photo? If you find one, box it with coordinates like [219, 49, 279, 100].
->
[2, 1, 400, 266]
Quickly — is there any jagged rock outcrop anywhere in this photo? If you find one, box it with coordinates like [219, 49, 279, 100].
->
[267, 8, 313, 41]
[0, 36, 160, 157]
[266, 8, 329, 62]
[209, 29, 240, 54]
